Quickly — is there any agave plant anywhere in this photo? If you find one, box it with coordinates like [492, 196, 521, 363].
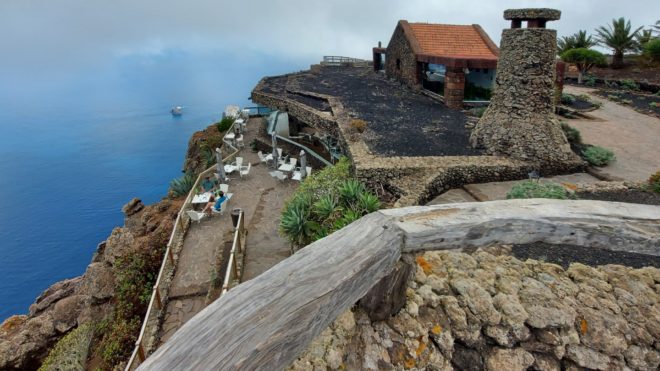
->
[595, 18, 643, 68]
[313, 194, 342, 222]
[280, 200, 318, 247]
[169, 173, 196, 197]
[201, 147, 216, 168]
[338, 179, 365, 207]
[357, 192, 381, 214]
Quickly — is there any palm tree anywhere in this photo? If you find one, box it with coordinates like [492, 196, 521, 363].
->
[557, 30, 597, 54]
[595, 18, 643, 68]
[635, 29, 655, 53]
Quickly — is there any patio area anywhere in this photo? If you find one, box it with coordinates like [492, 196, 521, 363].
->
[157, 117, 298, 344]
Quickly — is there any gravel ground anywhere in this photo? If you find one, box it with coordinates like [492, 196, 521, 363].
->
[262, 66, 482, 157]
[512, 242, 660, 269]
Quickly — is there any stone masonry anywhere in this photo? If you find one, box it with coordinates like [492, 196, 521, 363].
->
[291, 248, 660, 371]
[470, 9, 582, 169]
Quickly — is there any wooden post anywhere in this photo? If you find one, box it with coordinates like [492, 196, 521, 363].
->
[167, 247, 174, 265]
[153, 287, 162, 310]
[137, 343, 145, 362]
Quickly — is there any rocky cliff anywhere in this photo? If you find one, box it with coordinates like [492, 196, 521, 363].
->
[291, 247, 660, 371]
[0, 197, 181, 370]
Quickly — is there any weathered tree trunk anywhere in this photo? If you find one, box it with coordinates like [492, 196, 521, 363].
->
[137, 200, 660, 371]
[577, 71, 584, 84]
[611, 50, 624, 69]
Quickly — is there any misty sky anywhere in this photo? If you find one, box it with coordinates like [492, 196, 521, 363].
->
[1, 0, 659, 76]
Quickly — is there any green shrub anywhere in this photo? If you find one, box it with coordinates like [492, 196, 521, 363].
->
[39, 323, 94, 371]
[560, 48, 607, 84]
[649, 102, 658, 109]
[506, 181, 575, 200]
[94, 243, 165, 369]
[583, 146, 616, 166]
[561, 93, 576, 104]
[620, 79, 639, 90]
[169, 172, 196, 197]
[280, 157, 380, 250]
[644, 38, 660, 61]
[560, 122, 582, 144]
[215, 116, 235, 132]
[584, 75, 597, 86]
[649, 171, 660, 193]
[621, 99, 633, 105]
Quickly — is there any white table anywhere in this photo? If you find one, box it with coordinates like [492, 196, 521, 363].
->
[192, 192, 214, 204]
[278, 163, 295, 173]
[224, 164, 237, 173]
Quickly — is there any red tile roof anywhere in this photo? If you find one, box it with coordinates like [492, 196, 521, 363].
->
[408, 23, 498, 60]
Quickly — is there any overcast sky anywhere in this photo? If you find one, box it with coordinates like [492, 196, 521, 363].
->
[1, 0, 658, 73]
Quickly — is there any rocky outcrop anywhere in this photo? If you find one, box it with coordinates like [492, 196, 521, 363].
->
[291, 248, 660, 371]
[0, 198, 181, 370]
[181, 123, 225, 176]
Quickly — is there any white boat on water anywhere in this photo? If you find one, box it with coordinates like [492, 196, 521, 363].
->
[171, 106, 183, 116]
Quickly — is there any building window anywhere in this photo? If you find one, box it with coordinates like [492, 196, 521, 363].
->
[396, 59, 401, 70]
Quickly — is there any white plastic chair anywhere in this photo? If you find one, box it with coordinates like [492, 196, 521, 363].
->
[290, 158, 297, 167]
[236, 136, 245, 149]
[270, 170, 287, 181]
[258, 151, 268, 163]
[186, 210, 206, 224]
[214, 184, 229, 197]
[234, 157, 243, 169]
[292, 167, 312, 182]
[240, 163, 251, 178]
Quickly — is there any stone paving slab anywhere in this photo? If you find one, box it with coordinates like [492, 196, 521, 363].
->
[463, 173, 600, 202]
[564, 85, 660, 182]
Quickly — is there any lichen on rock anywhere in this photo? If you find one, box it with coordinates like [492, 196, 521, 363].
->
[290, 249, 660, 370]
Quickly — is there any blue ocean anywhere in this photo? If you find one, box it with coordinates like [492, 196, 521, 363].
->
[0, 50, 307, 320]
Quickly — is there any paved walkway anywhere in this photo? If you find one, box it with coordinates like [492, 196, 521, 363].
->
[427, 173, 601, 205]
[564, 85, 660, 181]
[158, 119, 297, 344]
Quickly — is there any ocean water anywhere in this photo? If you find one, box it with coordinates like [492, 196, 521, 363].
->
[0, 50, 307, 320]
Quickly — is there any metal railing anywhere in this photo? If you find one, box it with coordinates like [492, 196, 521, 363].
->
[322, 56, 368, 66]
[243, 106, 274, 117]
[274, 134, 332, 167]
[125, 118, 245, 371]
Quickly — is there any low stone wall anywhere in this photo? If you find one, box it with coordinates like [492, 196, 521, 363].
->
[291, 248, 660, 371]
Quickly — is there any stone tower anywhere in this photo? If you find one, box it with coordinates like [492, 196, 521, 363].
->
[470, 9, 581, 169]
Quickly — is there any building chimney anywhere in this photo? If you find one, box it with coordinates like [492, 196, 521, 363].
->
[470, 8, 582, 171]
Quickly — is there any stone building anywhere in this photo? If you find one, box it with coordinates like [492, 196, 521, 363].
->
[373, 20, 499, 108]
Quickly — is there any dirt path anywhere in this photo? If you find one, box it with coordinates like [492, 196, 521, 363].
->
[564, 85, 659, 181]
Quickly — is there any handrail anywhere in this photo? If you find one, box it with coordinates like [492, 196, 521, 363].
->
[274, 134, 332, 167]
[221, 211, 244, 295]
[125, 117, 245, 371]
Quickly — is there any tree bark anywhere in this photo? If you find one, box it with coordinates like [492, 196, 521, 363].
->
[611, 51, 624, 69]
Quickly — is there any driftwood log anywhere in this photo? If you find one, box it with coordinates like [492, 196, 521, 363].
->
[137, 199, 660, 371]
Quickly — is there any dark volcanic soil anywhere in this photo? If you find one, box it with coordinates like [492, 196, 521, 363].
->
[594, 89, 660, 117]
[576, 189, 660, 205]
[512, 242, 660, 269]
[261, 67, 482, 157]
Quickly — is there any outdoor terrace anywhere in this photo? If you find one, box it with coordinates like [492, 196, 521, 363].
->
[259, 66, 481, 157]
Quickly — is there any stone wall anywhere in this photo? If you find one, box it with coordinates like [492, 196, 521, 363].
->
[291, 248, 660, 371]
[384, 24, 420, 88]
[470, 26, 582, 170]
